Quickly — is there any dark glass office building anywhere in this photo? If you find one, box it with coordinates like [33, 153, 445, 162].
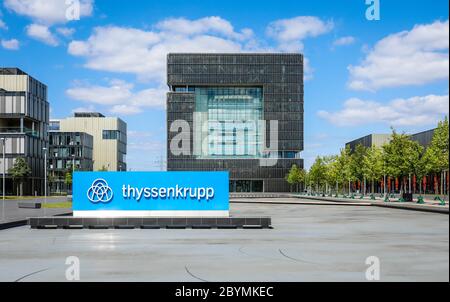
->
[0, 68, 49, 196]
[167, 53, 304, 192]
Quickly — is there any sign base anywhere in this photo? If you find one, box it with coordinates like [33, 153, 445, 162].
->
[28, 216, 272, 229]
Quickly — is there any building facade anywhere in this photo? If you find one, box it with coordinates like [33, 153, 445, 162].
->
[345, 128, 440, 195]
[345, 130, 436, 151]
[0, 68, 49, 196]
[48, 131, 93, 194]
[166, 53, 304, 192]
[52, 112, 127, 171]
[410, 129, 436, 147]
[345, 134, 391, 152]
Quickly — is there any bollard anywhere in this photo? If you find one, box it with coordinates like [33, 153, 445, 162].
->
[417, 196, 425, 204]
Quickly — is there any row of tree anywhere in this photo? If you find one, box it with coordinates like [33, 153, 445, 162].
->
[286, 117, 449, 196]
[7, 159, 110, 196]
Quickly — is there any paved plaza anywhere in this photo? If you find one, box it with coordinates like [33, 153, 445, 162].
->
[0, 197, 70, 224]
[0, 201, 448, 282]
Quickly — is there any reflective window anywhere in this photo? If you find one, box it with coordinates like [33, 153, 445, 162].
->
[103, 130, 120, 140]
[194, 87, 263, 158]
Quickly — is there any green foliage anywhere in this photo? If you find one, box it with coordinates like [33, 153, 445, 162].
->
[64, 170, 73, 186]
[382, 129, 413, 180]
[285, 164, 306, 191]
[424, 116, 449, 173]
[350, 144, 368, 182]
[338, 146, 354, 184]
[8, 157, 31, 196]
[363, 146, 383, 182]
[309, 156, 327, 192]
[301, 118, 447, 196]
[8, 157, 31, 180]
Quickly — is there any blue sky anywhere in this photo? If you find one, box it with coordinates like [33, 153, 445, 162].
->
[0, 0, 448, 170]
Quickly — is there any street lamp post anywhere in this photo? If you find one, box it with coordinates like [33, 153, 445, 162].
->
[43, 147, 47, 210]
[1, 138, 5, 222]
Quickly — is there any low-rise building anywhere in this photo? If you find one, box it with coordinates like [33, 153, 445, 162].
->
[51, 112, 127, 171]
[0, 68, 49, 196]
[48, 131, 93, 194]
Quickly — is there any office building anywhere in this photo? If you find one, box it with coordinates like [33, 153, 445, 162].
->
[345, 128, 440, 194]
[0, 68, 49, 196]
[48, 131, 93, 194]
[410, 129, 436, 147]
[346, 134, 391, 152]
[166, 53, 304, 192]
[345, 129, 436, 151]
[52, 112, 127, 171]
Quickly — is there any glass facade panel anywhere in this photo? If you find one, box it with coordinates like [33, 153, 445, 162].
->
[102, 130, 120, 140]
[195, 87, 263, 158]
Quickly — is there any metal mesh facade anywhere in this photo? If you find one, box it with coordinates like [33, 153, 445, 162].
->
[167, 53, 304, 192]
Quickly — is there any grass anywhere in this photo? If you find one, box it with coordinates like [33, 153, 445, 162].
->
[42, 202, 73, 209]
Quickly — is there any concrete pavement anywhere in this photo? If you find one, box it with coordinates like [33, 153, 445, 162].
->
[0, 203, 448, 282]
[0, 197, 71, 225]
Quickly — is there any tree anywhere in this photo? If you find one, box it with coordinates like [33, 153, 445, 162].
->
[64, 170, 73, 188]
[8, 157, 32, 196]
[350, 144, 368, 193]
[350, 144, 368, 192]
[322, 155, 336, 195]
[423, 117, 449, 194]
[405, 140, 425, 194]
[309, 156, 327, 193]
[285, 164, 305, 192]
[326, 155, 341, 195]
[362, 146, 383, 194]
[383, 129, 415, 193]
[337, 147, 353, 194]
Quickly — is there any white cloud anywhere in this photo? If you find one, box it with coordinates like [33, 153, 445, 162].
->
[0, 9, 7, 29]
[318, 94, 449, 127]
[333, 36, 355, 47]
[68, 16, 323, 82]
[4, 0, 93, 25]
[156, 16, 253, 41]
[26, 23, 58, 46]
[1, 38, 19, 50]
[266, 16, 333, 51]
[56, 27, 75, 37]
[66, 79, 167, 115]
[68, 23, 246, 82]
[348, 20, 449, 91]
[66, 79, 133, 105]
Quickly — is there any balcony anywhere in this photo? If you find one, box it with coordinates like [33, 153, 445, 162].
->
[0, 127, 39, 137]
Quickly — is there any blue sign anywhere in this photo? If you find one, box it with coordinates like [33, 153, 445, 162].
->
[73, 171, 229, 217]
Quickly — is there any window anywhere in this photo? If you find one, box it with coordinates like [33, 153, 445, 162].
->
[49, 121, 60, 131]
[194, 87, 263, 159]
[103, 130, 120, 140]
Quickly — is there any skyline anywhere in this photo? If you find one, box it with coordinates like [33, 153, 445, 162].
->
[0, 0, 449, 170]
